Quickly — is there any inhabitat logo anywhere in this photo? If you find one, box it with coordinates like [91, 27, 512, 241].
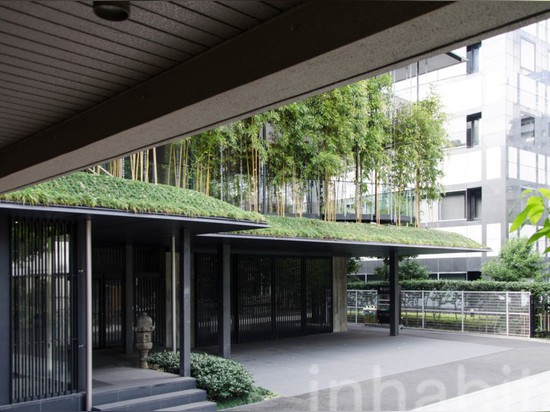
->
[307, 363, 530, 411]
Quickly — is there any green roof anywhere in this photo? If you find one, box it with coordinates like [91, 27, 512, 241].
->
[0, 172, 266, 223]
[239, 215, 486, 249]
[0, 173, 485, 250]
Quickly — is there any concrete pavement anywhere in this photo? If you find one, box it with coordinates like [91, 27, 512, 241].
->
[230, 325, 550, 411]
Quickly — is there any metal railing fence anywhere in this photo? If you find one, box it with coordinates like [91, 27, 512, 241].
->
[348, 289, 531, 337]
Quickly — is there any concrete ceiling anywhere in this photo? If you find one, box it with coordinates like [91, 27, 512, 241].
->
[1, 1, 549, 194]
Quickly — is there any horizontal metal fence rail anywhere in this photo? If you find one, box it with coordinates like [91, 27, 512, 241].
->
[348, 290, 531, 337]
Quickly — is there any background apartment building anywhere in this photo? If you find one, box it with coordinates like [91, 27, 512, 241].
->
[360, 19, 550, 281]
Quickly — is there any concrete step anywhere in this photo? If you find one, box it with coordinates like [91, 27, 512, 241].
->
[156, 400, 217, 411]
[93, 377, 197, 406]
[93, 388, 207, 412]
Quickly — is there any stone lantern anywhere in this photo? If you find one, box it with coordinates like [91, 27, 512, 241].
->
[134, 312, 155, 369]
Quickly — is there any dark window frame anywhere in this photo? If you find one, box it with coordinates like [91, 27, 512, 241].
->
[466, 43, 481, 74]
[521, 115, 535, 144]
[467, 187, 482, 221]
[466, 112, 482, 148]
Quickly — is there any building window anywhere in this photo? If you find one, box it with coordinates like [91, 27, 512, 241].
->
[466, 43, 481, 74]
[441, 189, 481, 221]
[467, 187, 482, 220]
[521, 115, 535, 143]
[520, 38, 535, 72]
[466, 112, 482, 147]
[441, 191, 466, 220]
[467, 271, 482, 281]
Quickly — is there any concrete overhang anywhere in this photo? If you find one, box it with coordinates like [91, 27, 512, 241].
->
[0, 1, 549, 194]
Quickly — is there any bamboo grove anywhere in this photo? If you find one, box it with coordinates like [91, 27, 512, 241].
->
[93, 75, 448, 226]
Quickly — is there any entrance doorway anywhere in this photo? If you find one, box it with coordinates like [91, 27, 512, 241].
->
[92, 246, 166, 350]
[92, 247, 124, 349]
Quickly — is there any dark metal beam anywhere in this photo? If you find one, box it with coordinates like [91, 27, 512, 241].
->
[85, 219, 93, 411]
[388, 249, 400, 337]
[179, 227, 191, 377]
[0, 216, 9, 405]
[218, 243, 231, 358]
[125, 244, 134, 354]
[76, 220, 88, 394]
[1, 2, 549, 193]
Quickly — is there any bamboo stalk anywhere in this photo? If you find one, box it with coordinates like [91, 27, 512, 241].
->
[183, 141, 188, 189]
[130, 154, 136, 180]
[281, 161, 285, 217]
[144, 150, 150, 183]
[152, 147, 158, 184]
[206, 152, 211, 196]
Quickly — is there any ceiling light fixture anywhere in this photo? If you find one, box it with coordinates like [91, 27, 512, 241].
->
[93, 1, 130, 22]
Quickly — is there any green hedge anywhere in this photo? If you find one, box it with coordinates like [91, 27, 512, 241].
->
[348, 279, 550, 297]
[147, 351, 254, 402]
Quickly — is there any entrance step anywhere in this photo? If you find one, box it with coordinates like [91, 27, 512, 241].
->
[156, 400, 217, 411]
[93, 377, 215, 412]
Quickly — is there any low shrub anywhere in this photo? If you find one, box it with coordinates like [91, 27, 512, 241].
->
[147, 351, 255, 402]
[147, 351, 180, 374]
[191, 352, 254, 401]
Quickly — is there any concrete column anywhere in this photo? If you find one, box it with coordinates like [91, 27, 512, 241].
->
[0, 216, 10, 405]
[388, 249, 400, 336]
[332, 256, 348, 332]
[218, 243, 231, 358]
[179, 228, 191, 377]
[125, 244, 134, 354]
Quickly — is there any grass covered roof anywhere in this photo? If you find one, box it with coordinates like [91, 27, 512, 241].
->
[0, 172, 266, 223]
[238, 215, 486, 249]
[0, 173, 485, 250]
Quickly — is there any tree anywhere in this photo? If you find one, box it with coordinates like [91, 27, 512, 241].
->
[511, 188, 550, 252]
[351, 75, 393, 222]
[269, 101, 316, 216]
[410, 92, 448, 225]
[374, 256, 430, 281]
[388, 90, 447, 226]
[347, 257, 362, 276]
[481, 238, 547, 281]
[305, 85, 358, 220]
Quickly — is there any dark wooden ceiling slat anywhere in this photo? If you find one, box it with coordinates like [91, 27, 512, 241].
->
[0, 18, 160, 74]
[0, 118, 44, 133]
[25, 2, 193, 62]
[0, 32, 148, 82]
[136, 1, 239, 41]
[0, 55, 124, 93]
[0, 86, 91, 110]
[46, 1, 206, 57]
[0, 5, 178, 69]
[261, 1, 302, 13]
[0, 65, 115, 98]
[0, 78, 100, 106]
[0, 44, 135, 88]
[217, 0, 280, 21]
[173, 1, 255, 31]
[0, 96, 75, 117]
[0, 124, 45, 137]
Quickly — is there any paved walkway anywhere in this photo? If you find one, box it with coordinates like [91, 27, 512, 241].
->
[231, 325, 550, 411]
